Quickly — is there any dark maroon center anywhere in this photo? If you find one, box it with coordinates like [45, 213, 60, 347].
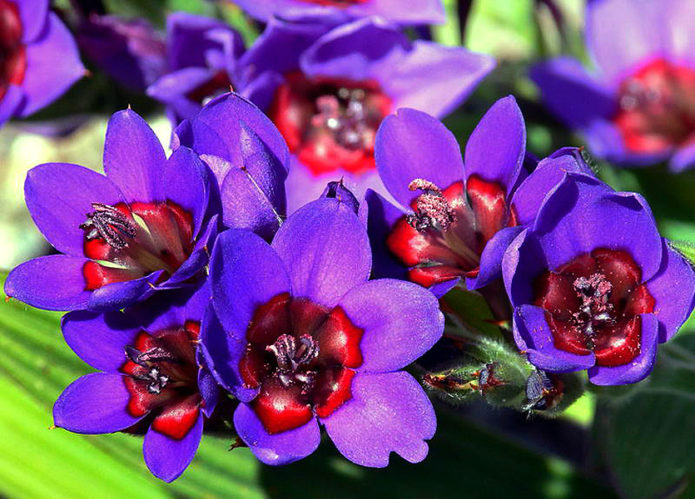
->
[266, 333, 320, 387]
[387, 175, 516, 287]
[269, 71, 391, 176]
[80, 201, 194, 290]
[534, 249, 655, 366]
[614, 58, 695, 154]
[121, 321, 202, 439]
[0, 0, 26, 101]
[239, 293, 364, 434]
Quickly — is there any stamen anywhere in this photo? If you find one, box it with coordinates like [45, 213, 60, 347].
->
[266, 334, 319, 388]
[80, 203, 136, 249]
[126, 344, 178, 366]
[407, 179, 456, 232]
[266, 334, 296, 372]
[128, 352, 171, 393]
[125, 345, 144, 365]
[294, 335, 320, 366]
[572, 273, 615, 339]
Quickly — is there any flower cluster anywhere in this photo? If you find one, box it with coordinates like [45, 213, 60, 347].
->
[6, 95, 446, 480]
[4, 0, 695, 486]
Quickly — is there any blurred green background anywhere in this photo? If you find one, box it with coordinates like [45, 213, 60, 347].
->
[2, 0, 695, 497]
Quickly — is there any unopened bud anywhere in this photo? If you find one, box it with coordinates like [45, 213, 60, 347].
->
[321, 180, 359, 214]
[422, 337, 584, 415]
[523, 370, 584, 416]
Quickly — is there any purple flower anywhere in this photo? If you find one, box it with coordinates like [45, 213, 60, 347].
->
[365, 97, 588, 297]
[77, 15, 166, 91]
[502, 171, 695, 385]
[531, 0, 695, 172]
[147, 13, 244, 124]
[53, 284, 218, 482]
[0, 0, 84, 126]
[5, 108, 216, 312]
[236, 17, 494, 212]
[201, 196, 444, 466]
[174, 92, 290, 238]
[230, 0, 446, 25]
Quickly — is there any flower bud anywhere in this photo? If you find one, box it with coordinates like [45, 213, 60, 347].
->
[423, 337, 584, 415]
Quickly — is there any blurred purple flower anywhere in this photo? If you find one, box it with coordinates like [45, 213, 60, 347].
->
[230, 0, 446, 25]
[236, 17, 494, 212]
[53, 284, 218, 482]
[365, 97, 589, 297]
[77, 14, 166, 91]
[0, 0, 84, 126]
[532, 0, 695, 172]
[173, 92, 290, 237]
[503, 172, 695, 385]
[201, 196, 444, 466]
[147, 12, 244, 124]
[5, 108, 216, 312]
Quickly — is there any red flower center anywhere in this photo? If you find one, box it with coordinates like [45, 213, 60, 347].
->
[121, 321, 202, 439]
[533, 249, 655, 366]
[80, 201, 195, 290]
[0, 0, 27, 101]
[387, 175, 516, 288]
[269, 71, 391, 176]
[296, 0, 367, 6]
[185, 69, 232, 105]
[614, 58, 695, 155]
[239, 293, 364, 434]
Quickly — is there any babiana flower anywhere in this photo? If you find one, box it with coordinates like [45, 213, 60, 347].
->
[366, 97, 538, 296]
[201, 196, 444, 466]
[503, 173, 695, 384]
[532, 0, 695, 171]
[53, 284, 218, 482]
[5, 108, 216, 311]
[236, 16, 494, 211]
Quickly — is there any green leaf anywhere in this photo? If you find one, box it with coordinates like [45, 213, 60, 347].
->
[563, 393, 596, 427]
[594, 335, 695, 498]
[0, 274, 610, 497]
[441, 286, 505, 341]
[669, 240, 695, 267]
